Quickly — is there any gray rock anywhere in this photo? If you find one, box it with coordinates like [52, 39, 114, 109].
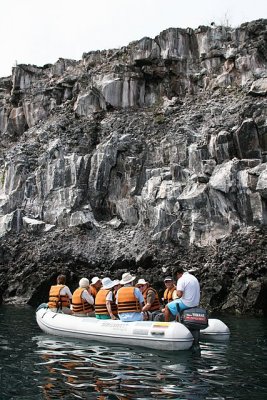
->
[0, 19, 267, 315]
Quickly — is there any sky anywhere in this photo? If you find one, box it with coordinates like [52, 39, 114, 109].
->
[0, 0, 266, 78]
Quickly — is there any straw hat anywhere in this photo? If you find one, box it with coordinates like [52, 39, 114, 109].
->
[120, 272, 136, 285]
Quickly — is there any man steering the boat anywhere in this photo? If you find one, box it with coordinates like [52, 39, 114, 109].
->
[164, 267, 200, 322]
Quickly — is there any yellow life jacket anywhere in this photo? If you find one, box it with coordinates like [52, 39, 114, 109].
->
[163, 286, 176, 304]
[72, 287, 94, 314]
[117, 287, 141, 313]
[48, 285, 70, 309]
[143, 287, 161, 311]
[95, 289, 118, 315]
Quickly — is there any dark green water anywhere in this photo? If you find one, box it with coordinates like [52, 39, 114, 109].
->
[0, 306, 267, 399]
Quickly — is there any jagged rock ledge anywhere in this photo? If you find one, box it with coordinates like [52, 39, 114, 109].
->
[0, 19, 267, 315]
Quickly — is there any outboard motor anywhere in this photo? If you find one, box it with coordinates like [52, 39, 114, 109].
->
[180, 307, 209, 346]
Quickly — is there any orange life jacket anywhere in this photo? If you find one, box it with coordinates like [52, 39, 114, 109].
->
[72, 287, 94, 314]
[48, 285, 70, 309]
[117, 286, 141, 313]
[89, 284, 98, 299]
[163, 286, 176, 304]
[143, 287, 161, 311]
[95, 289, 118, 315]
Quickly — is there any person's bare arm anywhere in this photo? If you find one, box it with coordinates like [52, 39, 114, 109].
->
[106, 301, 117, 319]
[164, 307, 171, 322]
[142, 291, 155, 312]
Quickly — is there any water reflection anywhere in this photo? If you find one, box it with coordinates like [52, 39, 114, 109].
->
[33, 336, 234, 399]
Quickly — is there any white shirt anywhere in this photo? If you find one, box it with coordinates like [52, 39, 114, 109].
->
[59, 285, 72, 299]
[106, 290, 114, 302]
[81, 289, 94, 305]
[177, 272, 200, 307]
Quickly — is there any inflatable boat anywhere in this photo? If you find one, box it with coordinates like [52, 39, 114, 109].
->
[36, 305, 230, 351]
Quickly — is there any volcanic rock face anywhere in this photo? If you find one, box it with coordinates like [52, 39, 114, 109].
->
[0, 19, 267, 315]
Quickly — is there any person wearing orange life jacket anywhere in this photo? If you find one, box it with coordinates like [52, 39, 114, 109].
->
[72, 278, 95, 317]
[154, 276, 178, 322]
[89, 276, 102, 300]
[136, 279, 161, 320]
[116, 272, 144, 322]
[95, 278, 120, 320]
[162, 276, 178, 305]
[48, 274, 72, 314]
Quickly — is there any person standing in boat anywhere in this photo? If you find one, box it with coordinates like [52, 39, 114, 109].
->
[48, 274, 72, 314]
[95, 278, 120, 320]
[72, 278, 95, 317]
[164, 267, 200, 322]
[136, 279, 161, 320]
[89, 276, 102, 300]
[116, 273, 144, 322]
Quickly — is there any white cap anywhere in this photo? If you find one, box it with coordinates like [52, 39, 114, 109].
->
[136, 278, 148, 286]
[91, 276, 101, 285]
[164, 276, 173, 282]
[79, 278, 90, 288]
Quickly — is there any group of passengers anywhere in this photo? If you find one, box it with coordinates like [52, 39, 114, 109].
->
[48, 268, 200, 322]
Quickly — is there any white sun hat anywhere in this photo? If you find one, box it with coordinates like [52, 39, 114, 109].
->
[120, 272, 136, 285]
[91, 276, 101, 285]
[102, 277, 117, 290]
[79, 278, 90, 288]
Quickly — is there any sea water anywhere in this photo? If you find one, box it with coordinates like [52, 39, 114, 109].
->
[0, 305, 267, 399]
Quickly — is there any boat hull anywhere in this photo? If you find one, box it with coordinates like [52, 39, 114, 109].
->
[200, 318, 230, 341]
[36, 307, 194, 351]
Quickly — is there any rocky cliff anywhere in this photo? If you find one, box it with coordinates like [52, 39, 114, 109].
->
[0, 19, 267, 315]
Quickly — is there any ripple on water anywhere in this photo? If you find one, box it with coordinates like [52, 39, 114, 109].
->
[25, 332, 264, 399]
[31, 336, 229, 399]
